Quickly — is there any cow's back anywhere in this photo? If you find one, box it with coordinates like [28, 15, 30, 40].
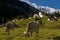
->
[28, 21, 39, 32]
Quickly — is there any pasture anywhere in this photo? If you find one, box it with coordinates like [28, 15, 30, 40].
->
[0, 17, 60, 40]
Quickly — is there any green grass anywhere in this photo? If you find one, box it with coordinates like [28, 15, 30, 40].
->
[0, 18, 60, 40]
[0, 28, 60, 40]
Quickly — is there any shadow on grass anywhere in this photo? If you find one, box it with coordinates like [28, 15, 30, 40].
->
[53, 36, 60, 40]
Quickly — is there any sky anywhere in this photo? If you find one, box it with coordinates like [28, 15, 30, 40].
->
[21, 0, 60, 9]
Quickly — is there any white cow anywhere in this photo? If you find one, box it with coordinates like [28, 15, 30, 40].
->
[33, 12, 43, 19]
[39, 12, 43, 18]
[33, 14, 39, 18]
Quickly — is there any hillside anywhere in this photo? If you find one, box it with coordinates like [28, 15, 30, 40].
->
[0, 0, 60, 40]
[0, 17, 60, 40]
[0, 0, 39, 24]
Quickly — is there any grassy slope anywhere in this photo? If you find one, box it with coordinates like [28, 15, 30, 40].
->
[0, 18, 60, 40]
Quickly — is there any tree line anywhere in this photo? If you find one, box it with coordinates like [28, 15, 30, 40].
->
[0, 0, 39, 24]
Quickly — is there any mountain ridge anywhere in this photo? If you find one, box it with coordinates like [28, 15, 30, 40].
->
[0, 0, 39, 24]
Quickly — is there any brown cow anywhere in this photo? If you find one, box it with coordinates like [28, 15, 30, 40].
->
[5, 21, 19, 33]
[24, 20, 42, 37]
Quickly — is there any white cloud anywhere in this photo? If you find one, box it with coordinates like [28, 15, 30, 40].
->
[40, 6, 56, 13]
[32, 3, 38, 8]
[20, 0, 38, 9]
[45, 6, 56, 13]
[20, 0, 57, 13]
[27, 2, 39, 9]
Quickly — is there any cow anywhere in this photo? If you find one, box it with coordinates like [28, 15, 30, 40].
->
[5, 21, 19, 33]
[24, 20, 42, 37]
[40, 11, 59, 22]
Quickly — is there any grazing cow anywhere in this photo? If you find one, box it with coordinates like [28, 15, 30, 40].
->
[39, 12, 43, 18]
[47, 14, 58, 22]
[5, 21, 19, 32]
[40, 11, 59, 22]
[24, 20, 42, 37]
[33, 14, 39, 19]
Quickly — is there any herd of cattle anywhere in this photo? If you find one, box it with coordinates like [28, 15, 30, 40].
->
[0, 14, 43, 37]
[39, 11, 60, 22]
[3, 18, 42, 37]
[0, 11, 60, 37]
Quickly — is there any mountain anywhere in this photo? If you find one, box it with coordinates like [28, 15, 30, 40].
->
[0, 0, 39, 24]
[19, 0, 60, 14]
[39, 6, 56, 14]
[19, 0, 58, 14]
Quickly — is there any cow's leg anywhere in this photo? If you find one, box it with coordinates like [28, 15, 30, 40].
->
[5, 28, 10, 34]
[25, 32, 31, 37]
[5, 28, 9, 32]
[36, 31, 39, 36]
[25, 30, 33, 37]
[12, 27, 14, 31]
[30, 31, 33, 36]
[35, 28, 39, 37]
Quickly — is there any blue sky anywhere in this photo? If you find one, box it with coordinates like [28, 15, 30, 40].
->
[28, 0, 60, 9]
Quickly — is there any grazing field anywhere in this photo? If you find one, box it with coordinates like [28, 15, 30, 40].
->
[0, 28, 60, 40]
[0, 18, 60, 40]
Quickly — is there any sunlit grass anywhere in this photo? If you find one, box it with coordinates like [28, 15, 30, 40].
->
[0, 17, 60, 40]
